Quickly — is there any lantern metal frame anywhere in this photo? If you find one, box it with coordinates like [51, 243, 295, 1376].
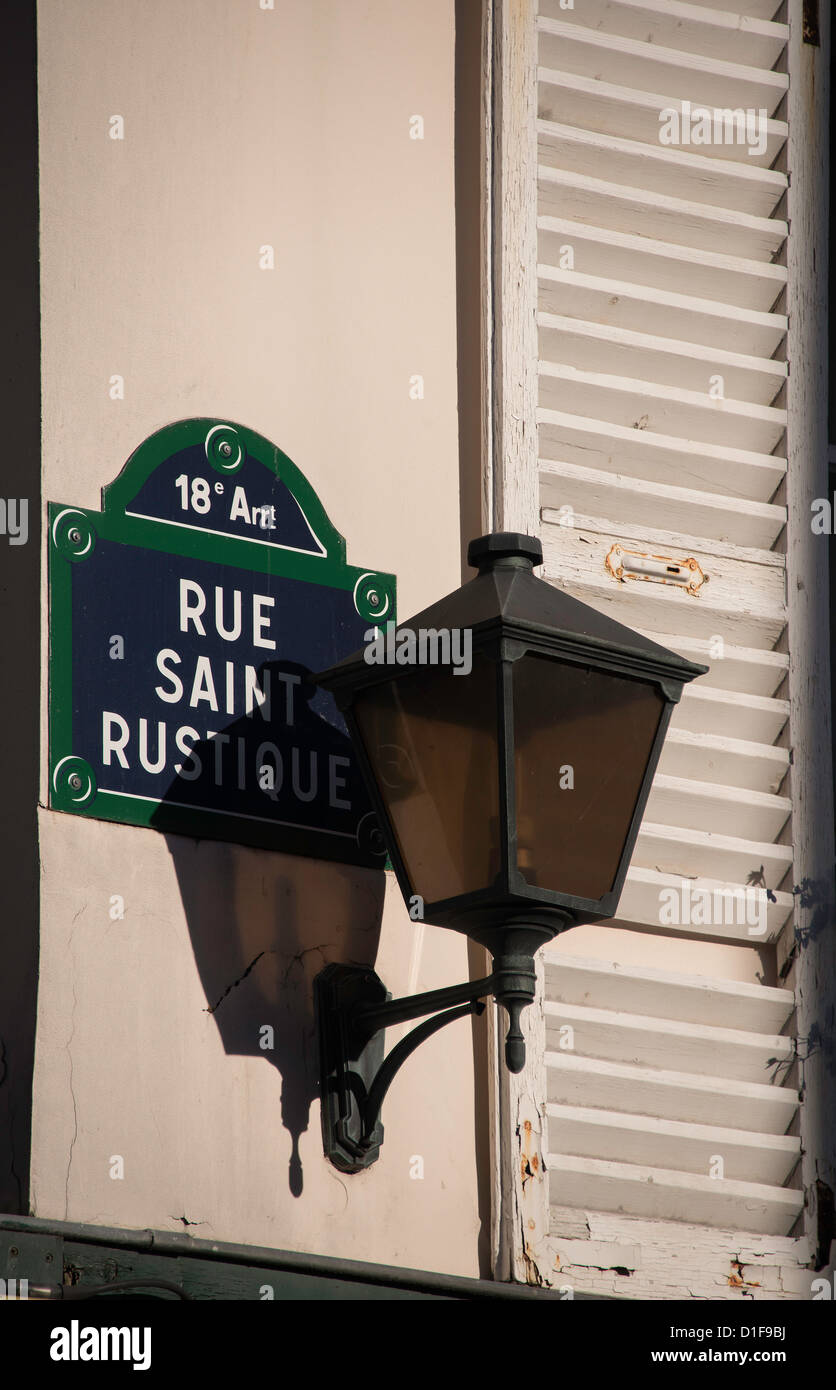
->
[312, 533, 706, 1172]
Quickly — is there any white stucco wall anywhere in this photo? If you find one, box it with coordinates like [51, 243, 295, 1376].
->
[34, 0, 480, 1275]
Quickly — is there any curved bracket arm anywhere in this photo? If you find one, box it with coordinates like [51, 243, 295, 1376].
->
[352, 973, 495, 1036]
[315, 958, 536, 1172]
[359, 1000, 486, 1148]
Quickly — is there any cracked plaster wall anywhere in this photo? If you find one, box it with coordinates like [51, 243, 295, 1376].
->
[31, 0, 482, 1276]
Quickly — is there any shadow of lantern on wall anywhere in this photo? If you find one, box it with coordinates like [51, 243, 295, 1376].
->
[313, 533, 706, 1172]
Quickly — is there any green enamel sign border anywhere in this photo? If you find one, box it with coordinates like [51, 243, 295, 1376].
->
[102, 416, 348, 565]
[48, 417, 396, 859]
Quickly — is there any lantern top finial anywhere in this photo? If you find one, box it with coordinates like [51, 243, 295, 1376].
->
[467, 532, 543, 573]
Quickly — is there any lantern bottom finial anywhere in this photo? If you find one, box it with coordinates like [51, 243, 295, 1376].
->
[489, 946, 538, 1076]
[503, 1003, 526, 1073]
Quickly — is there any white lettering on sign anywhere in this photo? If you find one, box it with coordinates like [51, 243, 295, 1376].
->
[102, 705, 351, 808]
[230, 485, 250, 524]
[96, 572, 353, 814]
[180, 579, 206, 635]
[215, 586, 242, 641]
[252, 594, 276, 649]
[138, 719, 166, 773]
[103, 712, 130, 768]
[155, 649, 184, 703]
[190, 655, 218, 710]
[174, 726, 201, 779]
[154, 651, 282, 720]
[174, 474, 279, 534]
[178, 579, 276, 649]
[329, 755, 351, 810]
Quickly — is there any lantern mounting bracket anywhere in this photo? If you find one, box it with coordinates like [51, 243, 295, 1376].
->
[311, 532, 708, 1174]
[316, 963, 512, 1173]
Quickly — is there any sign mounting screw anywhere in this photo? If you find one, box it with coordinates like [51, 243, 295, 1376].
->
[219, 442, 233, 458]
[68, 528, 82, 544]
[68, 773, 82, 791]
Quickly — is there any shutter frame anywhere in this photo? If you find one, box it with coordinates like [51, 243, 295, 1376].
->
[485, 0, 835, 1296]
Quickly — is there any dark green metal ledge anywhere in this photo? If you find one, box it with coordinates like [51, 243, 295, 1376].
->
[1, 1213, 606, 1300]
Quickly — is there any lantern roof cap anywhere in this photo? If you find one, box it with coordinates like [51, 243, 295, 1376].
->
[467, 532, 542, 570]
[315, 533, 707, 691]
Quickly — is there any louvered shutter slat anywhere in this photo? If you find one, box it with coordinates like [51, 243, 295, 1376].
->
[539, 0, 788, 67]
[533, 0, 799, 1255]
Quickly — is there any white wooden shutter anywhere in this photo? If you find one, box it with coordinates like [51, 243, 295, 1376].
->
[528, 0, 813, 1295]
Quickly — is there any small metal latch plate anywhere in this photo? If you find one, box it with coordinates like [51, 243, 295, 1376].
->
[1, 1231, 63, 1297]
[605, 543, 709, 596]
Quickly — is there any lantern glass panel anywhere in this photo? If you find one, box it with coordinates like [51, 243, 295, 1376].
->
[352, 652, 500, 903]
[512, 654, 665, 900]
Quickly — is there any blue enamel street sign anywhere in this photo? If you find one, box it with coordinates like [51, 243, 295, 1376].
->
[48, 418, 395, 866]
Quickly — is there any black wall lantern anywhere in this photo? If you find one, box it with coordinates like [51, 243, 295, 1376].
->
[313, 533, 705, 1171]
